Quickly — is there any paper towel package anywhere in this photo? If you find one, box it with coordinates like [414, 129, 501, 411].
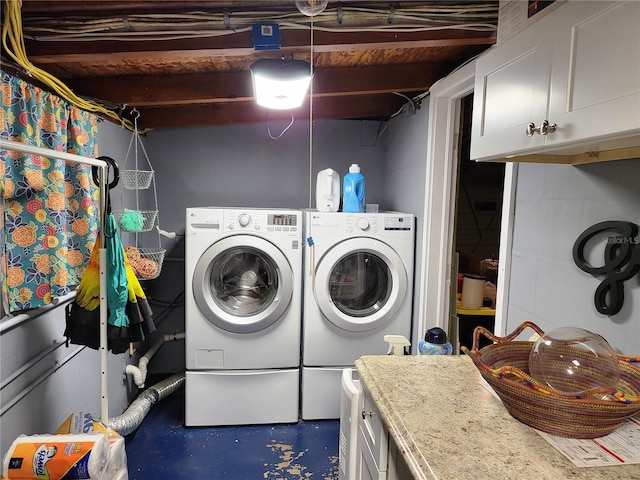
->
[2, 433, 109, 479]
[56, 412, 128, 480]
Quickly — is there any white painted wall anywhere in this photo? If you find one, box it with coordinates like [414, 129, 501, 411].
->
[0, 120, 133, 457]
[506, 159, 640, 354]
[142, 119, 386, 220]
[134, 119, 392, 373]
[5, 94, 637, 460]
[379, 100, 430, 351]
[1, 114, 431, 455]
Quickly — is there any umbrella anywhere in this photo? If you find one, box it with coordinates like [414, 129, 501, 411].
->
[65, 157, 155, 353]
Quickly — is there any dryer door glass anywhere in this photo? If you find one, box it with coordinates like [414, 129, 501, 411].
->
[210, 247, 278, 316]
[329, 252, 391, 317]
[314, 237, 408, 332]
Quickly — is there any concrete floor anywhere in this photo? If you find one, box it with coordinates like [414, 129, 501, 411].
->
[125, 385, 340, 480]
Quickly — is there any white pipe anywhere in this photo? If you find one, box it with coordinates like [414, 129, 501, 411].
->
[1, 138, 109, 422]
[125, 332, 185, 388]
[0, 139, 108, 168]
[124, 364, 145, 389]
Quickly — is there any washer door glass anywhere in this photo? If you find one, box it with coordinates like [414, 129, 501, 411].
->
[212, 247, 278, 316]
[193, 235, 293, 334]
[314, 238, 407, 332]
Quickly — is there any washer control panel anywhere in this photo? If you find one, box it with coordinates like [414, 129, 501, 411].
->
[227, 210, 299, 235]
[187, 208, 300, 238]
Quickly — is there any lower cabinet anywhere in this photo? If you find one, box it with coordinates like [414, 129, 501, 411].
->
[388, 439, 413, 480]
[355, 385, 412, 480]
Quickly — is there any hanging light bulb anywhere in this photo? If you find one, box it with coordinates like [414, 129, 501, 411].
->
[295, 0, 328, 16]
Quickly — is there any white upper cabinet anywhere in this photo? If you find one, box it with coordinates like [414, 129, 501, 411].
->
[548, 1, 640, 146]
[471, 1, 640, 163]
[471, 10, 554, 159]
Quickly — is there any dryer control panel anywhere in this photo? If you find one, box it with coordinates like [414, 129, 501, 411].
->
[384, 216, 412, 231]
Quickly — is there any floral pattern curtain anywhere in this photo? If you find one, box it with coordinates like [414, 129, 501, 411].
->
[1, 70, 100, 315]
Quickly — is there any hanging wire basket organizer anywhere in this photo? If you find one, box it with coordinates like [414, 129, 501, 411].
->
[121, 119, 154, 190]
[118, 111, 165, 280]
[113, 209, 158, 232]
[124, 246, 166, 281]
[121, 169, 154, 190]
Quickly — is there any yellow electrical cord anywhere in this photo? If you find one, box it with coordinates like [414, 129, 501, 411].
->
[2, 0, 138, 132]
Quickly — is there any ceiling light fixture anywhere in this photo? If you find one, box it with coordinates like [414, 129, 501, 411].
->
[250, 58, 312, 110]
[295, 0, 328, 17]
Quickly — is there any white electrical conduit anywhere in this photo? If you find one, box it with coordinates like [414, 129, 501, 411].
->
[23, 5, 498, 41]
[0, 138, 109, 423]
[0, 291, 76, 334]
[26, 22, 496, 42]
[125, 332, 185, 388]
[0, 340, 65, 390]
[25, 5, 498, 27]
[1, 345, 85, 415]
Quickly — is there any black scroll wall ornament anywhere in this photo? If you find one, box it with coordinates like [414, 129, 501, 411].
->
[573, 221, 640, 316]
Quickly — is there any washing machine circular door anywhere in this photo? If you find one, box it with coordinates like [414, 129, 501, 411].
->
[314, 237, 408, 332]
[192, 235, 293, 334]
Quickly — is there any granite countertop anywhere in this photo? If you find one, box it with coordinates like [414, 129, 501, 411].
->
[355, 354, 640, 480]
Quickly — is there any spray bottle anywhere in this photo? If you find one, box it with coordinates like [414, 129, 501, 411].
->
[384, 335, 411, 356]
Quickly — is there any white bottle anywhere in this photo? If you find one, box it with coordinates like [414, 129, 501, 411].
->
[384, 335, 411, 355]
[315, 168, 340, 212]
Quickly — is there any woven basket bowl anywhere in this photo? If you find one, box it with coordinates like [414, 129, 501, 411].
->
[461, 321, 640, 439]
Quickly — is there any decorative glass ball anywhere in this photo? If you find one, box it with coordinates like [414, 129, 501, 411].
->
[529, 327, 620, 399]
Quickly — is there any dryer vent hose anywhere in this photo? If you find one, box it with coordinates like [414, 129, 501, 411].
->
[108, 372, 185, 437]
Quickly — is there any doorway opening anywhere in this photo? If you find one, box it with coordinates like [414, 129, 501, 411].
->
[451, 94, 505, 352]
[418, 60, 516, 352]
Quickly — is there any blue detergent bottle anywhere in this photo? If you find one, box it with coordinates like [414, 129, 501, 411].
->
[342, 164, 365, 213]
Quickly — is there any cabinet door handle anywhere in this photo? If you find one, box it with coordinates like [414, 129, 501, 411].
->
[527, 120, 557, 136]
[362, 409, 373, 419]
[540, 120, 557, 135]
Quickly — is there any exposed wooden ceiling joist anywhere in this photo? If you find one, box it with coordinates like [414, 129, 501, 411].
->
[3, 1, 498, 130]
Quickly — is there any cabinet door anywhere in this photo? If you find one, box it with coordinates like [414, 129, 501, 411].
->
[470, 13, 554, 160]
[547, 1, 640, 147]
[357, 425, 387, 480]
[359, 387, 389, 472]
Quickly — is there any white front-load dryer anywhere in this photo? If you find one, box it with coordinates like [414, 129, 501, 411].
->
[301, 210, 415, 419]
[185, 207, 302, 426]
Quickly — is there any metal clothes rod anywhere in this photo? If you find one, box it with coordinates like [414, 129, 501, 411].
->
[0, 138, 110, 423]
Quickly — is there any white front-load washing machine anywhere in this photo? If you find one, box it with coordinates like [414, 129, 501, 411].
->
[185, 207, 302, 426]
[301, 210, 415, 420]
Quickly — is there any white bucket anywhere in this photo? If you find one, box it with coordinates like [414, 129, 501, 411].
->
[315, 168, 340, 212]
